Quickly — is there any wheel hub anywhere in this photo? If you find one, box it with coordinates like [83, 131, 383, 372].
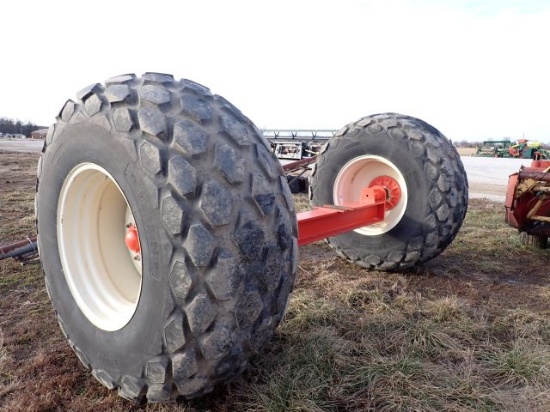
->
[125, 224, 141, 253]
[333, 155, 407, 236]
[368, 175, 401, 210]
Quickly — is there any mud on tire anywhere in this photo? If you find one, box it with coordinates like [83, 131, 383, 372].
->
[36, 73, 298, 401]
[310, 113, 468, 270]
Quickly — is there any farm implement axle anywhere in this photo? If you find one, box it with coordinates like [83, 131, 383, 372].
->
[1, 186, 388, 261]
[2, 155, 391, 263]
[3, 73, 468, 403]
[297, 186, 387, 245]
[283, 158, 390, 245]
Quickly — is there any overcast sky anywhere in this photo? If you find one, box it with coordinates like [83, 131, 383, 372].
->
[1, 0, 549, 141]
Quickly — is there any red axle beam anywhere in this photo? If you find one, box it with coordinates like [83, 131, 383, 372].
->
[297, 186, 387, 246]
[282, 156, 317, 173]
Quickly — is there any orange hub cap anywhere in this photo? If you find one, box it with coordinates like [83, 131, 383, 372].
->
[125, 224, 141, 254]
[368, 175, 402, 210]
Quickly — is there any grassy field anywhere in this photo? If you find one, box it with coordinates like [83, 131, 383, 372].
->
[2, 152, 550, 411]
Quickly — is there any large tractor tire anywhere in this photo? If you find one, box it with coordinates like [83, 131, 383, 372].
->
[520, 232, 548, 249]
[35, 73, 298, 401]
[310, 113, 468, 270]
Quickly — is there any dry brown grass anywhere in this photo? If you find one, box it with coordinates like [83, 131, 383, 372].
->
[456, 147, 477, 157]
[2, 153, 550, 411]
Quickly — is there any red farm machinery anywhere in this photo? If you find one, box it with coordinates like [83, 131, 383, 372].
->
[0, 73, 469, 402]
[506, 158, 550, 247]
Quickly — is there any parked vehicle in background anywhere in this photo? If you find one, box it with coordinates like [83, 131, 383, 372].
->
[475, 138, 549, 159]
[475, 139, 512, 157]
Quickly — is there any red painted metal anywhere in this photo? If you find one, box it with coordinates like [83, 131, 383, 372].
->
[504, 173, 520, 228]
[125, 224, 141, 253]
[0, 236, 37, 255]
[297, 186, 386, 246]
[368, 175, 401, 210]
[505, 160, 550, 236]
[531, 159, 550, 170]
[282, 156, 316, 173]
[518, 168, 550, 183]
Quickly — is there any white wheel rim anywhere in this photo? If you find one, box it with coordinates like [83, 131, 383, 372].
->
[333, 155, 408, 236]
[57, 163, 142, 331]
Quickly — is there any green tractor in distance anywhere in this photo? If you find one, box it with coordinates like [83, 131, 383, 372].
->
[475, 139, 512, 157]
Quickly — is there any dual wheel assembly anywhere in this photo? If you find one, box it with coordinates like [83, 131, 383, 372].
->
[35, 73, 468, 401]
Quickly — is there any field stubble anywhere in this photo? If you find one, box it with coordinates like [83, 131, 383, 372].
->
[1, 152, 550, 411]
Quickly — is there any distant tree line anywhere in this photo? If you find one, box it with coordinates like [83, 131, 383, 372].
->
[0, 117, 43, 137]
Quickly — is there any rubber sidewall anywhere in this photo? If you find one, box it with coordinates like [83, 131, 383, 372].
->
[38, 122, 170, 378]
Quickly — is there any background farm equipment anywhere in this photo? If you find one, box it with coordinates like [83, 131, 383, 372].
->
[507, 139, 549, 159]
[505, 159, 550, 247]
[475, 140, 512, 157]
[475, 139, 549, 159]
[263, 129, 336, 192]
[263, 129, 335, 161]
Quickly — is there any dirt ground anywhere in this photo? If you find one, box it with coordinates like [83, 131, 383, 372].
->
[2, 150, 550, 411]
[0, 152, 38, 244]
